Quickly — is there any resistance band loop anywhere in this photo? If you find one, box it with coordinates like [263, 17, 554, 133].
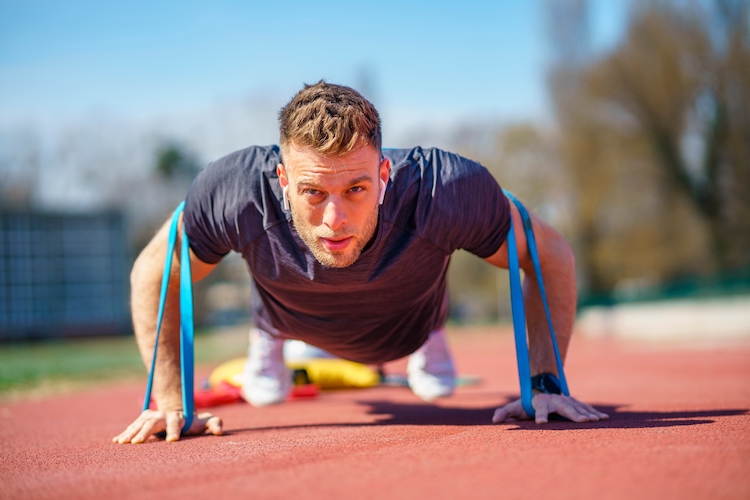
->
[142, 201, 195, 434]
[503, 191, 570, 418]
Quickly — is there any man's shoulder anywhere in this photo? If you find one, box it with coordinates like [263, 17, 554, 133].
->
[383, 146, 508, 258]
[186, 145, 285, 248]
[383, 145, 497, 223]
[188, 144, 283, 218]
[385, 146, 487, 182]
[193, 145, 282, 199]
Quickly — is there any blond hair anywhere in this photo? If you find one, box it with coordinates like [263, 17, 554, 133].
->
[279, 81, 382, 160]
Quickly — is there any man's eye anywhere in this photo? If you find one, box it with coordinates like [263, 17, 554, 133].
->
[349, 186, 365, 193]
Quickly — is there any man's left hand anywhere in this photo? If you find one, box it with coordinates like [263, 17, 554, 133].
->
[492, 394, 609, 425]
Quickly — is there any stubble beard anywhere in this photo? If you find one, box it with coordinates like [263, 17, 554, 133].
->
[290, 206, 379, 269]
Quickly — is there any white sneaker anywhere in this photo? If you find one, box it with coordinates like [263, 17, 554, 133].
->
[241, 328, 291, 407]
[407, 328, 456, 401]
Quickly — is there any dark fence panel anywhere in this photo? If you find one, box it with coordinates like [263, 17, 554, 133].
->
[0, 211, 131, 340]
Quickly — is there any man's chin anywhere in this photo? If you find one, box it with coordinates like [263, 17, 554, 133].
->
[311, 248, 360, 269]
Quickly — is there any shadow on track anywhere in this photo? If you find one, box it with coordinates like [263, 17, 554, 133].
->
[502, 405, 749, 431]
[221, 400, 748, 435]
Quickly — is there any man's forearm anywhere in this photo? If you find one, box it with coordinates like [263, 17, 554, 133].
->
[130, 221, 185, 412]
[523, 230, 577, 376]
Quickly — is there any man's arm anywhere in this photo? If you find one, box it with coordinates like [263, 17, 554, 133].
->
[484, 203, 608, 424]
[113, 214, 223, 444]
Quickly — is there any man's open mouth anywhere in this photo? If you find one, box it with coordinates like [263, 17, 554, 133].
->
[321, 236, 353, 252]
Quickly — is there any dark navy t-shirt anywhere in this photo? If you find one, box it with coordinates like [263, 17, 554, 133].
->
[183, 145, 510, 364]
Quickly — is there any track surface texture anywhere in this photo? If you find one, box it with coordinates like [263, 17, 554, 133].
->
[2, 326, 749, 500]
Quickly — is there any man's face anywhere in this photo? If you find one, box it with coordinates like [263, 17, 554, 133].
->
[277, 144, 390, 268]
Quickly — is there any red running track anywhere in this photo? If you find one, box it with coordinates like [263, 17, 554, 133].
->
[1, 327, 749, 500]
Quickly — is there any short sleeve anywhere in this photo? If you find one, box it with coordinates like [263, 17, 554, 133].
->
[182, 145, 283, 264]
[183, 163, 236, 264]
[432, 150, 511, 258]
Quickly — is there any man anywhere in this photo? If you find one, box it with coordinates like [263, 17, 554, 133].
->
[114, 81, 608, 444]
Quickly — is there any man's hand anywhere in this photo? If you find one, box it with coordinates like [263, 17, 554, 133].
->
[492, 394, 609, 425]
[113, 410, 223, 444]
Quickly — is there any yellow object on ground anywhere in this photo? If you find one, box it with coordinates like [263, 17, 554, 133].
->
[208, 357, 246, 389]
[287, 358, 380, 389]
[208, 357, 380, 390]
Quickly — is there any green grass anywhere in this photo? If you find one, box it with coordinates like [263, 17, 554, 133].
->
[0, 325, 250, 400]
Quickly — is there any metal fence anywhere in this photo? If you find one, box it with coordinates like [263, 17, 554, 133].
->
[0, 211, 131, 340]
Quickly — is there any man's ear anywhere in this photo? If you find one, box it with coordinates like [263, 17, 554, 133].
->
[277, 163, 291, 211]
[277, 163, 288, 188]
[379, 157, 390, 185]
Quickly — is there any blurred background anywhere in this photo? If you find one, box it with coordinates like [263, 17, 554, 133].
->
[1, 0, 749, 356]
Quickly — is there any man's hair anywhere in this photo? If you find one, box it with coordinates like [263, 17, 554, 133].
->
[278, 81, 382, 160]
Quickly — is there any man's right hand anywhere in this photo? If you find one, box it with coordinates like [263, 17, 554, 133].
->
[113, 409, 223, 444]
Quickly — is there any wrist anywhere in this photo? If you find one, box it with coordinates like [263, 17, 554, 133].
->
[531, 372, 562, 395]
[154, 394, 183, 412]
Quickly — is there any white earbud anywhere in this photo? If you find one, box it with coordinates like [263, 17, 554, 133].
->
[282, 187, 290, 211]
[379, 179, 387, 205]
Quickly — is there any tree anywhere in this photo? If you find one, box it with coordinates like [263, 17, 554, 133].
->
[155, 142, 200, 179]
[551, 0, 750, 293]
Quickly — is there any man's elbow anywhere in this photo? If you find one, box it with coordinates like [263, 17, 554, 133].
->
[130, 258, 145, 290]
[557, 233, 575, 270]
[130, 246, 162, 291]
[541, 228, 575, 274]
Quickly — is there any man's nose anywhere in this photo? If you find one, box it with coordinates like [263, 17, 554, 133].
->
[322, 197, 348, 231]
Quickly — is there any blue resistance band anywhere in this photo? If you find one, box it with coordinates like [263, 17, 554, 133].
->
[142, 201, 195, 434]
[504, 191, 570, 418]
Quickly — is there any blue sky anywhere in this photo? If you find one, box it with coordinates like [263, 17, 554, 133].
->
[0, 0, 629, 134]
